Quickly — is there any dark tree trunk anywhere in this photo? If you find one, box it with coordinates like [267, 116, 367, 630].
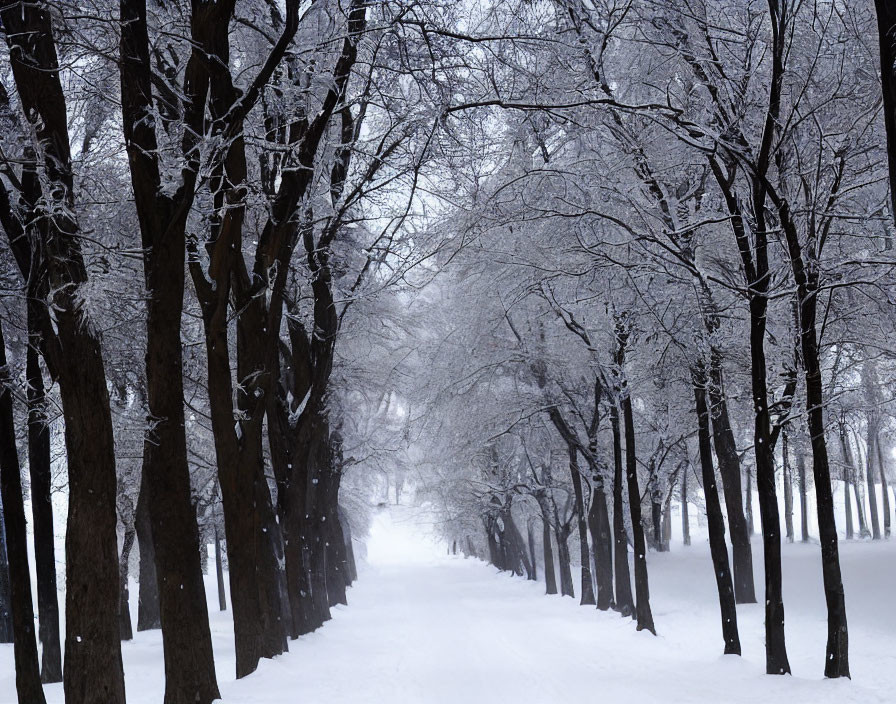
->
[214, 525, 227, 611]
[616, 321, 655, 635]
[782, 428, 795, 543]
[744, 468, 754, 536]
[555, 527, 575, 598]
[0, 492, 12, 644]
[0, 4, 127, 700]
[527, 520, 537, 581]
[877, 437, 891, 538]
[587, 482, 614, 610]
[119, 2, 223, 699]
[693, 365, 741, 655]
[865, 423, 881, 540]
[119, 527, 136, 641]
[650, 495, 663, 552]
[707, 363, 756, 603]
[681, 468, 691, 547]
[339, 507, 358, 585]
[875, 0, 896, 230]
[567, 443, 595, 606]
[610, 405, 634, 617]
[840, 425, 865, 538]
[0, 322, 47, 704]
[25, 342, 62, 682]
[798, 452, 810, 543]
[136, 465, 161, 631]
[542, 519, 558, 595]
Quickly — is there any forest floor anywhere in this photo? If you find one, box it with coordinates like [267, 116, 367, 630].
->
[3, 507, 896, 703]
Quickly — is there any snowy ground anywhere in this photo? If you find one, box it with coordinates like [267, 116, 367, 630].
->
[3, 505, 896, 703]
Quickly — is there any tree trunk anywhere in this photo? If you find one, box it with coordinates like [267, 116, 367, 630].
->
[610, 404, 634, 617]
[542, 519, 558, 595]
[339, 507, 358, 585]
[616, 320, 655, 635]
[865, 422, 881, 540]
[555, 527, 575, 598]
[877, 436, 891, 538]
[527, 520, 537, 581]
[744, 468, 754, 536]
[214, 525, 227, 611]
[0, 4, 127, 698]
[587, 482, 614, 610]
[25, 342, 62, 682]
[136, 465, 161, 631]
[119, 527, 136, 641]
[0, 321, 47, 704]
[841, 426, 868, 538]
[567, 443, 595, 606]
[798, 452, 810, 543]
[0, 492, 12, 644]
[875, 0, 896, 230]
[681, 468, 691, 547]
[693, 365, 741, 655]
[782, 428, 795, 543]
[707, 362, 756, 603]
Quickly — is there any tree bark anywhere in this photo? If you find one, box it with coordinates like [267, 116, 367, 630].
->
[119, 527, 136, 641]
[875, 0, 896, 229]
[542, 519, 558, 595]
[0, 492, 12, 644]
[865, 421, 881, 540]
[555, 526, 575, 598]
[782, 428, 795, 543]
[610, 405, 634, 617]
[527, 520, 538, 581]
[136, 465, 161, 631]
[25, 342, 62, 682]
[587, 481, 614, 610]
[567, 443, 596, 606]
[616, 321, 655, 635]
[0, 321, 47, 704]
[877, 436, 891, 538]
[0, 4, 127, 698]
[681, 468, 691, 547]
[214, 525, 227, 611]
[693, 364, 741, 655]
[798, 452, 810, 543]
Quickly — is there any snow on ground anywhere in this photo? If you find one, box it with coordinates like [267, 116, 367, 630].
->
[3, 505, 896, 703]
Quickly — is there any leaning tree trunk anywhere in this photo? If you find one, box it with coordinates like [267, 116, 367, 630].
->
[610, 405, 634, 617]
[0, 322, 46, 704]
[567, 443, 596, 606]
[542, 519, 558, 595]
[693, 364, 741, 655]
[25, 342, 62, 683]
[707, 365, 756, 603]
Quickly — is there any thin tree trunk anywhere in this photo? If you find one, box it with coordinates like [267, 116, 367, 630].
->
[782, 428, 795, 543]
[693, 365, 741, 655]
[567, 443, 595, 606]
[877, 436, 891, 538]
[555, 527, 575, 598]
[865, 422, 881, 540]
[798, 452, 810, 542]
[119, 528, 136, 641]
[214, 525, 227, 611]
[25, 342, 62, 682]
[527, 520, 538, 581]
[681, 468, 691, 547]
[610, 405, 634, 617]
[542, 519, 558, 595]
[0, 321, 47, 704]
[616, 321, 655, 635]
[744, 468, 754, 536]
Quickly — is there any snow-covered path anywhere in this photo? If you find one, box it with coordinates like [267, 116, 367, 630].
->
[4, 507, 896, 703]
